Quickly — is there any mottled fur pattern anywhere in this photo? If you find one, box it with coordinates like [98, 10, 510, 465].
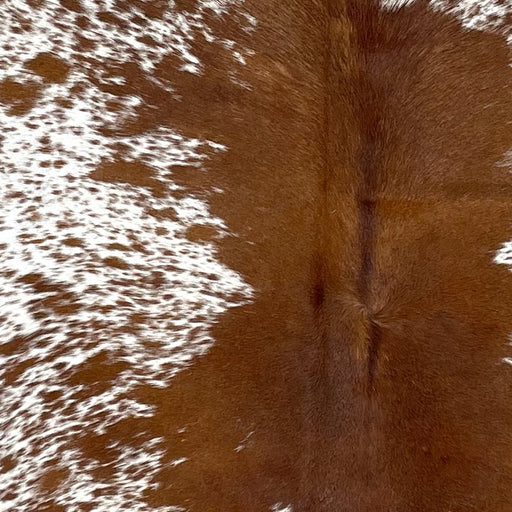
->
[2, 1, 512, 511]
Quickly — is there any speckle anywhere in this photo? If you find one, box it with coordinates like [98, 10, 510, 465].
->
[102, 256, 130, 270]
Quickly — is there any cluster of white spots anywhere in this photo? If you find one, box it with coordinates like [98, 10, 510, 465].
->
[0, 0, 255, 511]
[431, 0, 512, 34]
[382, 0, 512, 40]
[0, 0, 255, 78]
[270, 504, 293, 512]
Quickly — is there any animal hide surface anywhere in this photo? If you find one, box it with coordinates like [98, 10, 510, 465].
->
[1, 1, 512, 511]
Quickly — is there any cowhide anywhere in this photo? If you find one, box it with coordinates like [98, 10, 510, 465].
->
[1, 1, 512, 511]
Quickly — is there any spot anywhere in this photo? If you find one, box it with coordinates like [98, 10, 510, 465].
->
[0, 78, 41, 115]
[39, 468, 69, 493]
[147, 206, 179, 222]
[106, 243, 131, 252]
[97, 10, 126, 27]
[0, 456, 16, 472]
[41, 389, 64, 402]
[185, 225, 220, 243]
[102, 256, 130, 270]
[17, 272, 63, 294]
[147, 271, 166, 288]
[38, 291, 82, 315]
[155, 226, 169, 236]
[62, 237, 83, 248]
[59, 0, 82, 12]
[25, 52, 70, 83]
[130, 312, 149, 325]
[138, 34, 159, 46]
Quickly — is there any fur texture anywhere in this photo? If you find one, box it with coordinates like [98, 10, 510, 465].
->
[2, 1, 512, 511]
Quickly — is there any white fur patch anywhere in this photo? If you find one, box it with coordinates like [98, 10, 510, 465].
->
[0, 0, 254, 510]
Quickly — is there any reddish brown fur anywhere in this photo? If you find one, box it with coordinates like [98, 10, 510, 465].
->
[81, 1, 512, 510]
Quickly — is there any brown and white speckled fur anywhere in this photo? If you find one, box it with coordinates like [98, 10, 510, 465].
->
[2, 1, 512, 511]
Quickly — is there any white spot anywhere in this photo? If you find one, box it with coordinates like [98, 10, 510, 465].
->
[234, 430, 255, 452]
[380, 0, 416, 9]
[170, 458, 188, 467]
[271, 504, 293, 512]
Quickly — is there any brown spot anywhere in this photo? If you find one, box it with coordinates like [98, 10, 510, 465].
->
[42, 389, 64, 402]
[39, 292, 82, 315]
[147, 207, 179, 222]
[6, 191, 24, 199]
[155, 226, 169, 236]
[130, 312, 148, 324]
[75, 15, 89, 29]
[17, 273, 62, 293]
[39, 468, 69, 492]
[55, 97, 72, 108]
[148, 271, 166, 288]
[103, 256, 130, 270]
[138, 34, 159, 46]
[60, 0, 82, 12]
[0, 78, 41, 115]
[0, 456, 16, 472]
[106, 243, 131, 252]
[62, 237, 83, 248]
[26, 53, 70, 83]
[97, 10, 126, 27]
